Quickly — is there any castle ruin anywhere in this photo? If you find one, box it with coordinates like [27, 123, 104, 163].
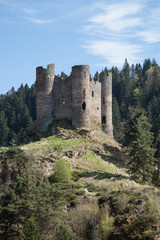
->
[36, 64, 113, 136]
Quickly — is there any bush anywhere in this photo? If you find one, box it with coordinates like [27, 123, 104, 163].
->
[70, 200, 99, 239]
[52, 159, 72, 183]
[54, 144, 63, 152]
[99, 213, 114, 240]
[56, 222, 75, 240]
[23, 218, 41, 240]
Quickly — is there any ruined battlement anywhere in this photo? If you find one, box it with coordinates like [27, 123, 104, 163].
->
[36, 64, 113, 136]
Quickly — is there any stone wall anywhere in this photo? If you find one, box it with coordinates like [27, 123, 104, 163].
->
[72, 65, 90, 128]
[36, 64, 54, 132]
[36, 63, 113, 136]
[53, 76, 72, 120]
[100, 72, 113, 136]
[90, 80, 101, 123]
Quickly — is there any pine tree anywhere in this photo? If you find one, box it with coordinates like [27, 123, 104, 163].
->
[125, 110, 155, 183]
[0, 111, 9, 146]
[112, 97, 121, 141]
[154, 115, 160, 180]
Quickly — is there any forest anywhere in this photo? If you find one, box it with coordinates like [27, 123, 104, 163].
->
[1, 58, 160, 239]
[0, 58, 160, 146]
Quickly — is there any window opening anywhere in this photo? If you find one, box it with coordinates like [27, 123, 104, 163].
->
[83, 89, 86, 99]
[97, 107, 99, 110]
[102, 116, 106, 123]
[92, 91, 94, 97]
[82, 102, 86, 110]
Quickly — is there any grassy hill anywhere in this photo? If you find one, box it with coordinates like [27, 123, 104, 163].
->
[1, 123, 160, 240]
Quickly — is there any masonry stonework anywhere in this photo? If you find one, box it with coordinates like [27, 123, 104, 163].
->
[36, 64, 113, 136]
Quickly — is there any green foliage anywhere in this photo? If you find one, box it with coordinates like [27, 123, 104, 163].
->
[125, 110, 155, 183]
[0, 148, 66, 240]
[0, 84, 36, 146]
[23, 218, 42, 240]
[112, 97, 122, 141]
[54, 144, 63, 152]
[154, 115, 160, 180]
[55, 222, 75, 240]
[98, 213, 114, 240]
[52, 159, 72, 183]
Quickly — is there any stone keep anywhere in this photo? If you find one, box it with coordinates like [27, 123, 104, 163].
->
[36, 64, 113, 136]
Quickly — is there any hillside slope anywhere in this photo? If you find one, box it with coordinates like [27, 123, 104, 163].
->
[1, 124, 160, 240]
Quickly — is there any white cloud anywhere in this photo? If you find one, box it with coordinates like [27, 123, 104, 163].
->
[22, 8, 37, 16]
[81, 0, 160, 67]
[0, 1, 56, 25]
[138, 31, 160, 43]
[24, 17, 55, 24]
[86, 1, 144, 34]
[83, 40, 142, 67]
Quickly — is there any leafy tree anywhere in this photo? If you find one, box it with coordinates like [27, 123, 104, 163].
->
[52, 159, 72, 183]
[125, 110, 155, 183]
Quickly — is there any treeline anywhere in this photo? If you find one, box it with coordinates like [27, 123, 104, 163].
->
[111, 58, 160, 140]
[0, 84, 36, 146]
[1, 58, 160, 146]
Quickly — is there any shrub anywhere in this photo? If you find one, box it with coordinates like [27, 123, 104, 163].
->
[70, 200, 99, 239]
[54, 144, 63, 152]
[52, 159, 72, 183]
[56, 222, 75, 240]
[23, 218, 41, 240]
[117, 192, 131, 211]
[99, 213, 114, 240]
[93, 205, 114, 240]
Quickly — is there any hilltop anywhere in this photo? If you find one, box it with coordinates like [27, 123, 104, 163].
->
[1, 122, 160, 240]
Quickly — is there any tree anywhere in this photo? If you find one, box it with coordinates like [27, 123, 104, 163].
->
[125, 110, 155, 183]
[154, 115, 160, 180]
[0, 111, 9, 146]
[112, 97, 122, 141]
[120, 59, 131, 101]
[143, 58, 152, 76]
[0, 147, 34, 240]
[23, 218, 41, 240]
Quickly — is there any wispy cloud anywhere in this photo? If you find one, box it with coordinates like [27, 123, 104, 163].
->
[21, 7, 55, 25]
[24, 17, 55, 25]
[83, 40, 142, 67]
[0, 0, 56, 25]
[82, 0, 160, 67]
[87, 2, 143, 33]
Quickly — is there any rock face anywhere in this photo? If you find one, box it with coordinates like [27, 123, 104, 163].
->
[36, 64, 113, 136]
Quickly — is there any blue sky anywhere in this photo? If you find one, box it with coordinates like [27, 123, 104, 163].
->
[0, 0, 160, 93]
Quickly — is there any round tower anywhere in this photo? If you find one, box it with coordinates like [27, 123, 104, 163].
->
[72, 65, 90, 128]
[100, 71, 113, 136]
[36, 64, 55, 132]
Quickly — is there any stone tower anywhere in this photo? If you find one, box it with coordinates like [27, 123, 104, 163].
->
[72, 65, 90, 128]
[100, 71, 113, 136]
[35, 63, 113, 137]
[36, 64, 55, 132]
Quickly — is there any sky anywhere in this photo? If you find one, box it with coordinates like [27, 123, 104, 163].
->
[0, 0, 160, 94]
